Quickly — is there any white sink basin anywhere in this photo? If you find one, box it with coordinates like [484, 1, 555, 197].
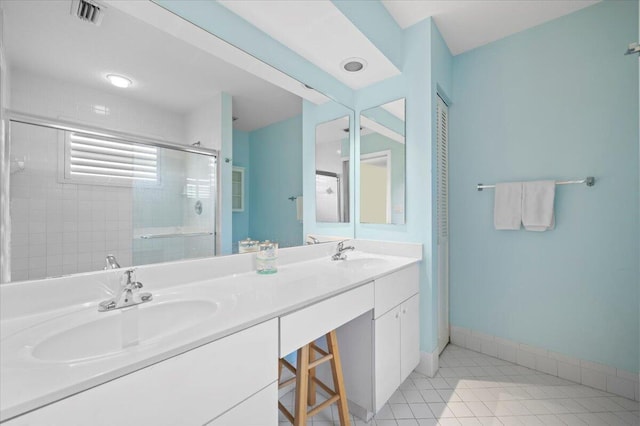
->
[336, 257, 390, 269]
[32, 300, 217, 363]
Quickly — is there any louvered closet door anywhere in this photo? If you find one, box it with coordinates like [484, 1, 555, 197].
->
[436, 95, 450, 354]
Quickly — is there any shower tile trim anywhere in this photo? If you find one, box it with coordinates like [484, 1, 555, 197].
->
[450, 325, 640, 401]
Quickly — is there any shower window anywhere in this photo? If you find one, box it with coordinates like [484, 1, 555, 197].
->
[59, 131, 160, 187]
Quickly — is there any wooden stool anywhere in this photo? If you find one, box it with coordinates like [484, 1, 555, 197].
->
[278, 330, 350, 426]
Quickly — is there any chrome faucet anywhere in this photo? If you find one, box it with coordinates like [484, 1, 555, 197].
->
[104, 254, 120, 270]
[99, 268, 153, 312]
[332, 241, 355, 261]
[307, 236, 320, 245]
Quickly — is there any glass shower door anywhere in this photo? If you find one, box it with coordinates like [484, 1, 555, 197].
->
[315, 171, 341, 222]
[132, 147, 217, 266]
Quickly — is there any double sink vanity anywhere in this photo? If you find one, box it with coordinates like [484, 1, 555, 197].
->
[0, 240, 421, 425]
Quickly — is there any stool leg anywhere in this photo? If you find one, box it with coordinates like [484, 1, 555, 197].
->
[326, 330, 350, 426]
[294, 345, 310, 426]
[308, 341, 317, 406]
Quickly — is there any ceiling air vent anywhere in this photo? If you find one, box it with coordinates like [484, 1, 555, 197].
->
[71, 0, 105, 26]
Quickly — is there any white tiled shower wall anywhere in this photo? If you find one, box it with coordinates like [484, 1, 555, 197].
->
[450, 325, 640, 401]
[10, 68, 186, 142]
[9, 122, 133, 280]
[8, 69, 216, 280]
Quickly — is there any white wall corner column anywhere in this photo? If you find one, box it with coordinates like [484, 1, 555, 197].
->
[219, 92, 233, 255]
[416, 348, 439, 378]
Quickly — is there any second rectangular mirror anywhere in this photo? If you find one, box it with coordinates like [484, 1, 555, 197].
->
[315, 116, 350, 223]
[360, 99, 406, 224]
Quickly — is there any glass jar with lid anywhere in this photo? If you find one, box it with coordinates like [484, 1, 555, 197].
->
[256, 240, 278, 274]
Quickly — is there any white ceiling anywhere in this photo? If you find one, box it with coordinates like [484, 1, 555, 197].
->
[381, 99, 405, 121]
[316, 116, 350, 144]
[1, 0, 304, 132]
[382, 0, 600, 55]
[218, 0, 401, 90]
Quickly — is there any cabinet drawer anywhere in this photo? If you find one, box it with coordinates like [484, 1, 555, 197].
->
[5, 319, 278, 426]
[280, 283, 374, 356]
[374, 264, 419, 318]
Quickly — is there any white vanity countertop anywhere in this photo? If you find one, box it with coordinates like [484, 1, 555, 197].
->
[0, 249, 421, 421]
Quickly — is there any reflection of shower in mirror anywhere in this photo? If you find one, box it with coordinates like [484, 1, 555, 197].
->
[315, 115, 351, 223]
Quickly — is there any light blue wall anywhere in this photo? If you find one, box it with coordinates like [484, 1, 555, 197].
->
[449, 1, 639, 372]
[248, 116, 303, 248]
[232, 129, 250, 249]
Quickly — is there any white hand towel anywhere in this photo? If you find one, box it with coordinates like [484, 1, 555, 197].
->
[494, 182, 522, 230]
[522, 180, 555, 232]
[296, 196, 303, 222]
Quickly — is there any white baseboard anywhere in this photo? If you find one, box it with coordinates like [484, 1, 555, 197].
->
[416, 348, 439, 377]
[345, 399, 372, 422]
[451, 325, 639, 401]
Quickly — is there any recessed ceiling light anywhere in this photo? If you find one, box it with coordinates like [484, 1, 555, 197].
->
[341, 57, 367, 73]
[106, 74, 132, 88]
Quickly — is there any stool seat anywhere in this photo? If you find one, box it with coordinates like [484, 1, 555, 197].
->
[278, 330, 350, 426]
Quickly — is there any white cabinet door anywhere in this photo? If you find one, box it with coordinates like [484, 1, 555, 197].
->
[374, 263, 419, 318]
[374, 305, 401, 411]
[400, 294, 420, 382]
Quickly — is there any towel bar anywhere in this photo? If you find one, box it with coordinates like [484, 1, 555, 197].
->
[477, 176, 595, 191]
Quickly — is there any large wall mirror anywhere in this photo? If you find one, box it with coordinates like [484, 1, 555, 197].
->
[0, 0, 354, 283]
[315, 116, 350, 223]
[359, 98, 406, 224]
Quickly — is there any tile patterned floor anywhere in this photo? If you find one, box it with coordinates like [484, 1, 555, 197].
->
[279, 345, 639, 426]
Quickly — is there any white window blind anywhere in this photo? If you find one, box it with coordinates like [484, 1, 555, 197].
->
[64, 131, 158, 184]
[436, 95, 449, 241]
